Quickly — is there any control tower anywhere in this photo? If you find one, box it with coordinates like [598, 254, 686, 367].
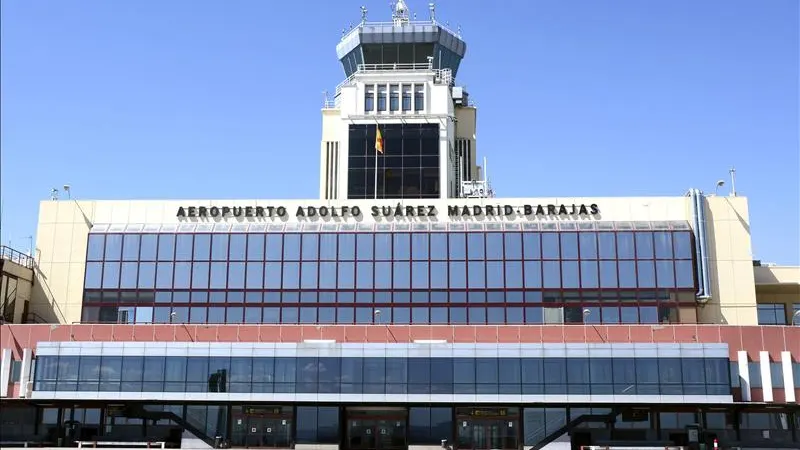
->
[319, 1, 486, 200]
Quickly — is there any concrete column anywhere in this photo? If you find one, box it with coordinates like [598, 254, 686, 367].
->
[781, 351, 795, 403]
[759, 351, 773, 402]
[20, 348, 33, 398]
[0, 348, 11, 397]
[737, 351, 750, 401]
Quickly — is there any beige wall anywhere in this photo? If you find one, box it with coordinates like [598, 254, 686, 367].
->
[31, 195, 765, 326]
[700, 196, 758, 325]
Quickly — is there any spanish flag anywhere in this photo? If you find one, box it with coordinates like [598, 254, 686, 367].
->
[375, 126, 384, 154]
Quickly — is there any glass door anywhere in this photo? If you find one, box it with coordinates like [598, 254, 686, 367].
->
[231, 405, 293, 448]
[346, 409, 408, 450]
[455, 408, 519, 450]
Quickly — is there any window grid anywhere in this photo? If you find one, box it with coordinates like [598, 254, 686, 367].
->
[33, 354, 731, 397]
[83, 231, 697, 325]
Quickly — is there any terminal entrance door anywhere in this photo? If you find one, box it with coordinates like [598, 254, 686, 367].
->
[456, 408, 519, 450]
[346, 407, 408, 450]
[231, 405, 292, 448]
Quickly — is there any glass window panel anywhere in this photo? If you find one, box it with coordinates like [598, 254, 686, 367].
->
[87, 234, 105, 260]
[122, 235, 140, 261]
[228, 234, 246, 260]
[338, 262, 355, 288]
[264, 262, 282, 288]
[104, 234, 123, 260]
[507, 307, 523, 324]
[541, 233, 559, 259]
[431, 262, 448, 288]
[372, 262, 390, 289]
[175, 235, 193, 261]
[468, 306, 486, 324]
[579, 232, 598, 259]
[620, 306, 638, 323]
[601, 306, 620, 323]
[282, 262, 300, 289]
[430, 307, 447, 323]
[445, 261, 463, 288]
[655, 261, 675, 288]
[654, 232, 673, 259]
[523, 233, 541, 259]
[449, 233, 466, 259]
[392, 234, 410, 260]
[675, 260, 694, 288]
[561, 261, 579, 289]
[338, 234, 356, 260]
[283, 234, 301, 260]
[227, 262, 245, 288]
[598, 232, 615, 259]
[617, 261, 636, 288]
[120, 262, 138, 288]
[467, 234, 484, 260]
[247, 234, 264, 261]
[393, 261, 410, 288]
[158, 234, 175, 261]
[211, 235, 229, 261]
[639, 306, 658, 323]
[524, 261, 542, 288]
[85, 262, 103, 288]
[191, 262, 209, 288]
[616, 232, 634, 259]
[504, 233, 522, 259]
[245, 262, 263, 289]
[393, 307, 410, 324]
[505, 261, 523, 288]
[430, 234, 447, 260]
[599, 261, 617, 288]
[102, 262, 120, 289]
[209, 262, 227, 289]
[635, 232, 654, 259]
[411, 233, 428, 260]
[138, 262, 156, 288]
[193, 234, 211, 260]
[672, 231, 693, 259]
[137, 234, 157, 260]
[485, 233, 503, 259]
[412, 261, 429, 288]
[468, 262, 485, 288]
[412, 307, 429, 324]
[487, 307, 505, 324]
[374, 234, 391, 259]
[486, 261, 503, 288]
[637, 261, 656, 288]
[580, 261, 599, 288]
[356, 234, 374, 260]
[300, 234, 319, 260]
[336, 307, 352, 324]
[542, 261, 560, 288]
[266, 235, 283, 260]
[300, 262, 318, 289]
[355, 262, 373, 289]
[560, 233, 578, 259]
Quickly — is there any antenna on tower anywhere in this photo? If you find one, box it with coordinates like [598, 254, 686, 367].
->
[429, 2, 436, 22]
[729, 167, 737, 197]
[392, 0, 410, 26]
[360, 6, 367, 23]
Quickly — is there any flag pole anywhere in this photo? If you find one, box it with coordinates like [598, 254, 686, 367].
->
[374, 127, 378, 200]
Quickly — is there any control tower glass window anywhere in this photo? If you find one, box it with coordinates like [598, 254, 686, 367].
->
[348, 124, 439, 199]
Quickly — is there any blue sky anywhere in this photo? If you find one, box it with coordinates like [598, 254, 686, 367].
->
[1, 0, 798, 264]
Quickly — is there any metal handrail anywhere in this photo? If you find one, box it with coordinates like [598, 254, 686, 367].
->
[0, 245, 34, 269]
[334, 66, 453, 96]
[341, 20, 459, 42]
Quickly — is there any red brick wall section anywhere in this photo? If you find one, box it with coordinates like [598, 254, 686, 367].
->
[2, 324, 799, 360]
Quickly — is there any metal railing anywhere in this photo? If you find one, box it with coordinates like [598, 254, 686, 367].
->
[1, 245, 34, 269]
[341, 20, 459, 42]
[334, 65, 454, 97]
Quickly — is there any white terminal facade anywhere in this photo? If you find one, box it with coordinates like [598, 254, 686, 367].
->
[2, 2, 800, 450]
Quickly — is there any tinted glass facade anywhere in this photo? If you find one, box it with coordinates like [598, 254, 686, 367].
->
[34, 354, 731, 396]
[347, 124, 440, 199]
[81, 224, 697, 325]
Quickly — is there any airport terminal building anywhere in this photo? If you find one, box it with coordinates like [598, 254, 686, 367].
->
[1, 2, 799, 449]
